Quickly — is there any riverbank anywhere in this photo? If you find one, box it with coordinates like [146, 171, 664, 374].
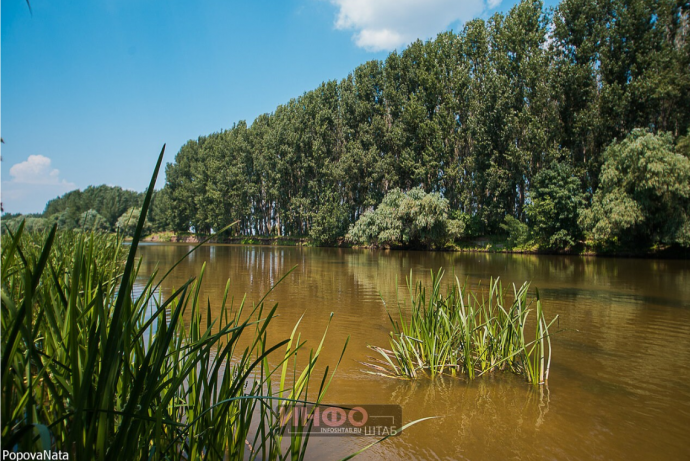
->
[142, 231, 309, 246]
[451, 240, 690, 259]
[140, 232, 690, 258]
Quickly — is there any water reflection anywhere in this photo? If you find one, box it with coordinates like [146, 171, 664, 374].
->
[136, 244, 690, 460]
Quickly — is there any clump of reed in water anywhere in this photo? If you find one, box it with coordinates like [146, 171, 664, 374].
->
[364, 269, 557, 385]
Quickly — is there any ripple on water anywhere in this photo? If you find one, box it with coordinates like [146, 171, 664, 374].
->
[135, 245, 690, 461]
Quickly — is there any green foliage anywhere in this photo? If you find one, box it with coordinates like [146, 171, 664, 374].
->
[116, 207, 152, 237]
[0, 224, 345, 459]
[579, 129, 690, 247]
[79, 209, 109, 232]
[0, 145, 349, 459]
[155, 0, 689, 245]
[500, 215, 531, 248]
[47, 208, 80, 230]
[526, 161, 585, 249]
[44, 185, 143, 230]
[29, 0, 690, 248]
[677, 129, 690, 157]
[446, 212, 468, 242]
[459, 213, 488, 239]
[4, 208, 122, 235]
[1, 215, 50, 234]
[146, 189, 172, 233]
[346, 188, 463, 248]
[309, 195, 350, 244]
[365, 270, 557, 385]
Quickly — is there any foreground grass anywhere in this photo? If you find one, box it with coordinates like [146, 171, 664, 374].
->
[2, 145, 433, 459]
[364, 270, 557, 385]
[2, 224, 350, 460]
[1, 146, 346, 460]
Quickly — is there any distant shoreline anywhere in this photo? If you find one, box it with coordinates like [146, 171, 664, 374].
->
[139, 233, 690, 259]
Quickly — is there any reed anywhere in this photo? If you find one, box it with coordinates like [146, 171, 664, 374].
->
[0, 145, 345, 460]
[364, 269, 558, 385]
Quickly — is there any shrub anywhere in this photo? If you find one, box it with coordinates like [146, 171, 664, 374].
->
[579, 129, 690, 247]
[117, 207, 152, 236]
[500, 215, 531, 248]
[346, 188, 463, 248]
[309, 195, 349, 244]
[79, 209, 110, 232]
[526, 161, 585, 250]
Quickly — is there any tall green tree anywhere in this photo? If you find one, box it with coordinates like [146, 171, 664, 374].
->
[151, 0, 690, 247]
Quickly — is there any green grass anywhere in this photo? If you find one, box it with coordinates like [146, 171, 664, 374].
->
[364, 269, 557, 385]
[1, 145, 347, 460]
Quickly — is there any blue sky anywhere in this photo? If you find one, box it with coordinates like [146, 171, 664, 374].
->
[2, 0, 558, 214]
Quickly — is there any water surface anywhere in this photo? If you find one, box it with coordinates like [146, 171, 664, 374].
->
[136, 244, 690, 460]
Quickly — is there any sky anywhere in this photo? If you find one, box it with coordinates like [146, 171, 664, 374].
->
[2, 0, 559, 214]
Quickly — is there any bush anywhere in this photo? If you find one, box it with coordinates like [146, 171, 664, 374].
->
[47, 208, 80, 230]
[116, 207, 152, 236]
[309, 195, 349, 244]
[579, 129, 690, 247]
[2, 216, 50, 234]
[79, 209, 110, 232]
[346, 188, 463, 248]
[500, 215, 531, 248]
[526, 161, 585, 250]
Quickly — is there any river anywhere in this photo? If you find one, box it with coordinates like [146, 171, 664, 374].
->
[136, 243, 690, 460]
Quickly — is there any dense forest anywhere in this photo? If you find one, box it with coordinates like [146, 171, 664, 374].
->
[1, 185, 148, 234]
[5, 0, 690, 251]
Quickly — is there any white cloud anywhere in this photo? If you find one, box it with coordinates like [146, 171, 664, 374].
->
[9, 155, 75, 186]
[331, 0, 493, 52]
[2, 155, 77, 214]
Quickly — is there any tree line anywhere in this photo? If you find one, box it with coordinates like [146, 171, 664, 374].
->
[0, 185, 164, 236]
[5, 0, 690, 250]
[159, 0, 690, 249]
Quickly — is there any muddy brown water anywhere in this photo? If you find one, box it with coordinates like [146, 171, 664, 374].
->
[136, 244, 690, 460]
